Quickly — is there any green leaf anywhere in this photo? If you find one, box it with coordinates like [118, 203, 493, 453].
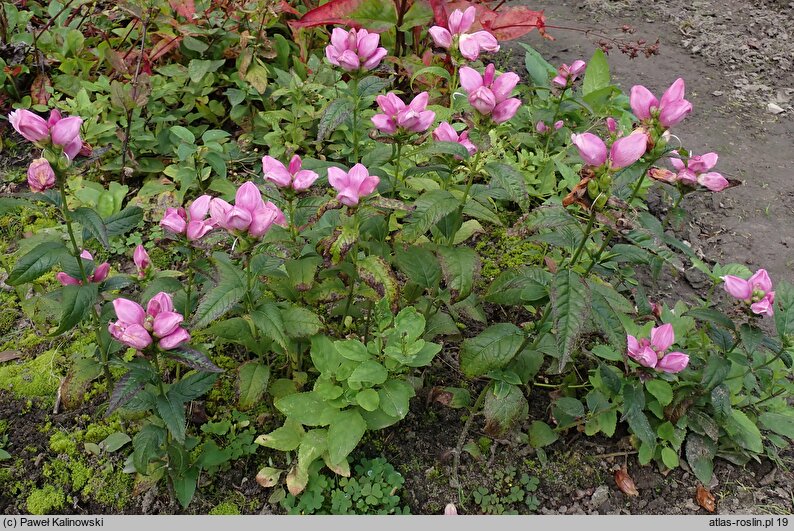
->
[421, 141, 470, 160]
[275, 392, 337, 426]
[377, 379, 414, 419]
[250, 305, 288, 349]
[399, 0, 432, 29]
[528, 421, 559, 448]
[317, 98, 354, 142]
[166, 346, 223, 373]
[483, 383, 528, 436]
[588, 281, 628, 353]
[255, 418, 305, 451]
[356, 256, 399, 311]
[759, 412, 794, 439]
[52, 283, 98, 335]
[335, 339, 370, 362]
[460, 323, 525, 378]
[484, 267, 548, 305]
[357, 75, 389, 97]
[311, 335, 342, 375]
[645, 379, 673, 407]
[104, 206, 143, 237]
[685, 432, 716, 485]
[395, 246, 441, 289]
[401, 190, 459, 243]
[774, 280, 794, 339]
[582, 48, 610, 95]
[283, 306, 322, 338]
[437, 246, 478, 302]
[551, 270, 589, 372]
[72, 207, 109, 248]
[519, 42, 556, 88]
[348, 0, 397, 31]
[169, 371, 219, 404]
[726, 409, 763, 454]
[356, 389, 380, 411]
[237, 361, 270, 410]
[172, 467, 199, 509]
[7, 241, 69, 285]
[99, 432, 131, 453]
[132, 424, 165, 472]
[192, 283, 245, 329]
[701, 354, 731, 390]
[687, 307, 736, 331]
[626, 409, 656, 449]
[107, 369, 151, 415]
[410, 66, 451, 91]
[485, 162, 530, 210]
[157, 394, 186, 443]
[348, 360, 388, 386]
[0, 197, 38, 216]
[327, 409, 367, 465]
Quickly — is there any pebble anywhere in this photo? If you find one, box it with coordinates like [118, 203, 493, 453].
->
[766, 102, 784, 114]
[590, 485, 610, 507]
[712, 91, 724, 96]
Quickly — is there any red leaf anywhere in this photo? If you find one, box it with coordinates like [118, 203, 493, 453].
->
[287, 0, 368, 30]
[276, 0, 301, 16]
[445, 1, 547, 41]
[168, 0, 196, 18]
[30, 73, 52, 106]
[428, 0, 449, 27]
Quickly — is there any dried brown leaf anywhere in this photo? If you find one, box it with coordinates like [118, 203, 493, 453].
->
[614, 467, 639, 496]
[696, 484, 716, 512]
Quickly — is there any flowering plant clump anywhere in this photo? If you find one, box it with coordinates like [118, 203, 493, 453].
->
[2, 4, 793, 514]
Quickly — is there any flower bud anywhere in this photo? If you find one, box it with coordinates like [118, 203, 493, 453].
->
[27, 158, 56, 193]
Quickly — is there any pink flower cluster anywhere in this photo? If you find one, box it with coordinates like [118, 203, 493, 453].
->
[627, 323, 689, 373]
[459, 64, 521, 124]
[372, 92, 436, 135]
[432, 122, 476, 156]
[57, 250, 109, 286]
[648, 152, 729, 192]
[536, 120, 563, 134]
[108, 292, 189, 351]
[27, 158, 56, 193]
[160, 195, 216, 241]
[428, 7, 500, 61]
[325, 28, 387, 72]
[9, 109, 84, 160]
[723, 269, 775, 317]
[630, 79, 692, 128]
[262, 155, 319, 192]
[210, 182, 286, 238]
[327, 164, 380, 207]
[570, 130, 648, 169]
[552, 60, 586, 88]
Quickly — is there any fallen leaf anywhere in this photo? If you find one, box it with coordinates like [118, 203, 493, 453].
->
[30, 73, 52, 106]
[255, 467, 282, 488]
[0, 350, 23, 363]
[614, 467, 639, 496]
[696, 484, 716, 512]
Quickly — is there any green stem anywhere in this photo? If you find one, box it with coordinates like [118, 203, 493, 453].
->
[288, 196, 298, 242]
[543, 86, 567, 156]
[392, 142, 403, 196]
[662, 189, 685, 229]
[351, 77, 360, 163]
[569, 208, 597, 268]
[183, 246, 194, 318]
[341, 242, 358, 327]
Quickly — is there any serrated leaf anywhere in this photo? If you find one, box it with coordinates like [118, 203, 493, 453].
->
[483, 383, 528, 436]
[645, 379, 673, 407]
[169, 371, 218, 403]
[157, 394, 186, 443]
[401, 190, 459, 242]
[551, 270, 590, 372]
[395, 246, 441, 289]
[250, 305, 288, 348]
[167, 347, 223, 373]
[327, 409, 367, 465]
[72, 207, 109, 248]
[192, 284, 245, 329]
[317, 98, 354, 142]
[725, 409, 763, 454]
[104, 206, 143, 238]
[52, 283, 98, 335]
[759, 411, 794, 439]
[460, 323, 524, 378]
[357, 75, 389, 97]
[107, 371, 148, 415]
[237, 361, 270, 410]
[484, 267, 548, 305]
[686, 432, 716, 485]
[283, 306, 323, 338]
[485, 162, 530, 210]
[356, 255, 399, 311]
[172, 467, 198, 509]
[7, 241, 69, 285]
[437, 246, 478, 302]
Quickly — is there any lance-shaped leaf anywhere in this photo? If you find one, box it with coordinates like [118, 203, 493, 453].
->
[105, 206, 143, 238]
[317, 98, 354, 142]
[73, 207, 109, 248]
[169, 371, 219, 404]
[157, 393, 187, 443]
[166, 346, 223, 373]
[7, 241, 69, 285]
[395, 246, 441, 290]
[551, 270, 590, 372]
[401, 190, 459, 243]
[237, 361, 270, 410]
[460, 323, 524, 378]
[107, 371, 149, 416]
[356, 255, 399, 312]
[289, 0, 397, 31]
[437, 246, 478, 302]
[52, 283, 98, 335]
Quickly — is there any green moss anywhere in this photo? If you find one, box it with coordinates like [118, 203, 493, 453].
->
[0, 291, 19, 336]
[147, 247, 173, 270]
[84, 420, 122, 444]
[84, 464, 133, 510]
[49, 431, 78, 455]
[0, 419, 8, 435]
[26, 485, 66, 514]
[0, 349, 63, 400]
[210, 501, 241, 515]
[474, 228, 544, 282]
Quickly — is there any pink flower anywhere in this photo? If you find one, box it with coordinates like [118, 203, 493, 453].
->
[432, 122, 477, 157]
[108, 292, 190, 351]
[606, 117, 618, 134]
[536, 121, 549, 134]
[459, 64, 521, 124]
[629, 79, 692, 128]
[210, 182, 286, 238]
[57, 250, 110, 286]
[133, 245, 150, 278]
[656, 352, 690, 374]
[444, 503, 458, 515]
[27, 158, 56, 193]
[552, 60, 586, 87]
[722, 269, 775, 317]
[428, 7, 499, 61]
[9, 109, 49, 143]
[372, 92, 436, 134]
[160, 195, 216, 241]
[666, 152, 729, 192]
[325, 27, 387, 71]
[554, 120, 564, 130]
[327, 164, 380, 207]
[627, 323, 688, 373]
[570, 133, 608, 166]
[609, 130, 648, 169]
[262, 155, 319, 192]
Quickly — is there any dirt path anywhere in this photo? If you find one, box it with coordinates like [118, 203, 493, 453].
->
[507, 0, 794, 286]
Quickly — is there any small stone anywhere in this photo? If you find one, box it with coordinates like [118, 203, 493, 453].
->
[591, 485, 610, 507]
[767, 102, 784, 114]
[712, 91, 724, 96]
